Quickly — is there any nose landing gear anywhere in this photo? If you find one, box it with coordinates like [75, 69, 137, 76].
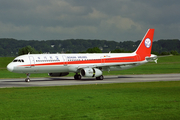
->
[25, 73, 30, 82]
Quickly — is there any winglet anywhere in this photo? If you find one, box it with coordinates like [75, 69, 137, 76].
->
[135, 29, 155, 59]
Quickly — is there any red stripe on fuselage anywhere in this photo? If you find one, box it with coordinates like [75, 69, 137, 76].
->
[20, 55, 140, 67]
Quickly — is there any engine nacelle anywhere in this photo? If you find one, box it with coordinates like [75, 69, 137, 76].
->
[80, 68, 102, 77]
[48, 72, 69, 77]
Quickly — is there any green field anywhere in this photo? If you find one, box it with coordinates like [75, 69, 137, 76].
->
[0, 81, 180, 120]
[0, 55, 180, 78]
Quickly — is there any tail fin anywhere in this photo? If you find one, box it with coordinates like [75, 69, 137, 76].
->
[135, 29, 155, 59]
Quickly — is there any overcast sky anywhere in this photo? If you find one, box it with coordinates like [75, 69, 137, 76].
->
[0, 0, 180, 41]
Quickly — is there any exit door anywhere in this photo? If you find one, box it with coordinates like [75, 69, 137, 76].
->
[101, 56, 105, 65]
[62, 56, 68, 66]
[136, 55, 141, 61]
[29, 56, 35, 67]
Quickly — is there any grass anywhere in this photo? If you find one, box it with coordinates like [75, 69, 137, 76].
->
[1, 55, 180, 78]
[0, 81, 180, 120]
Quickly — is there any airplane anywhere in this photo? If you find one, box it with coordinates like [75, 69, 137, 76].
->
[7, 29, 157, 82]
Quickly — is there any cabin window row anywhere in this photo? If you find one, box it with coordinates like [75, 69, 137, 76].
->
[106, 58, 134, 61]
[68, 59, 101, 61]
[36, 60, 60, 62]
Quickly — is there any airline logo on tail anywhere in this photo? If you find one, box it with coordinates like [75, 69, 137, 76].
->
[145, 38, 151, 48]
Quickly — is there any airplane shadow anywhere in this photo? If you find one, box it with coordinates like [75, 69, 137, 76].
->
[4, 76, 135, 83]
[4, 77, 99, 82]
[118, 76, 134, 78]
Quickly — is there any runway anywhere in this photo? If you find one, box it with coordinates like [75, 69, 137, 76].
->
[0, 74, 180, 88]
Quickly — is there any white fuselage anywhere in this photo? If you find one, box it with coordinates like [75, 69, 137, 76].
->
[7, 53, 148, 74]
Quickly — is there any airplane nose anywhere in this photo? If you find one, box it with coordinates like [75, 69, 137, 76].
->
[7, 63, 14, 72]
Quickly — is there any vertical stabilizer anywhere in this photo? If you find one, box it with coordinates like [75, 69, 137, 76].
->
[135, 29, 155, 60]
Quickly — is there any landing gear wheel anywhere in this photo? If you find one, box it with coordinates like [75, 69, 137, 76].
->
[96, 75, 104, 80]
[74, 75, 77, 80]
[74, 74, 82, 80]
[25, 78, 30, 82]
[77, 75, 81, 80]
[25, 73, 30, 82]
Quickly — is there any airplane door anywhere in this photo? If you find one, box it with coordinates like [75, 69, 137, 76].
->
[136, 55, 141, 61]
[29, 56, 35, 67]
[62, 56, 68, 66]
[101, 56, 105, 65]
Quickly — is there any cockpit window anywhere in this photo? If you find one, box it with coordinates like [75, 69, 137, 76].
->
[13, 60, 18, 62]
[13, 59, 24, 62]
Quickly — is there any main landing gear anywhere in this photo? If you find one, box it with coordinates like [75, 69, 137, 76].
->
[25, 73, 30, 82]
[74, 73, 82, 80]
[96, 75, 104, 80]
[74, 73, 104, 80]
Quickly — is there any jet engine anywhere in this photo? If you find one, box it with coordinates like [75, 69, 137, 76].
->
[48, 72, 69, 77]
[80, 68, 102, 77]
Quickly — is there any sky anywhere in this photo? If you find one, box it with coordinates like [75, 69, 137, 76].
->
[0, 0, 180, 41]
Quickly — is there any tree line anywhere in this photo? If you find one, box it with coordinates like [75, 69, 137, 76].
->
[0, 38, 180, 57]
